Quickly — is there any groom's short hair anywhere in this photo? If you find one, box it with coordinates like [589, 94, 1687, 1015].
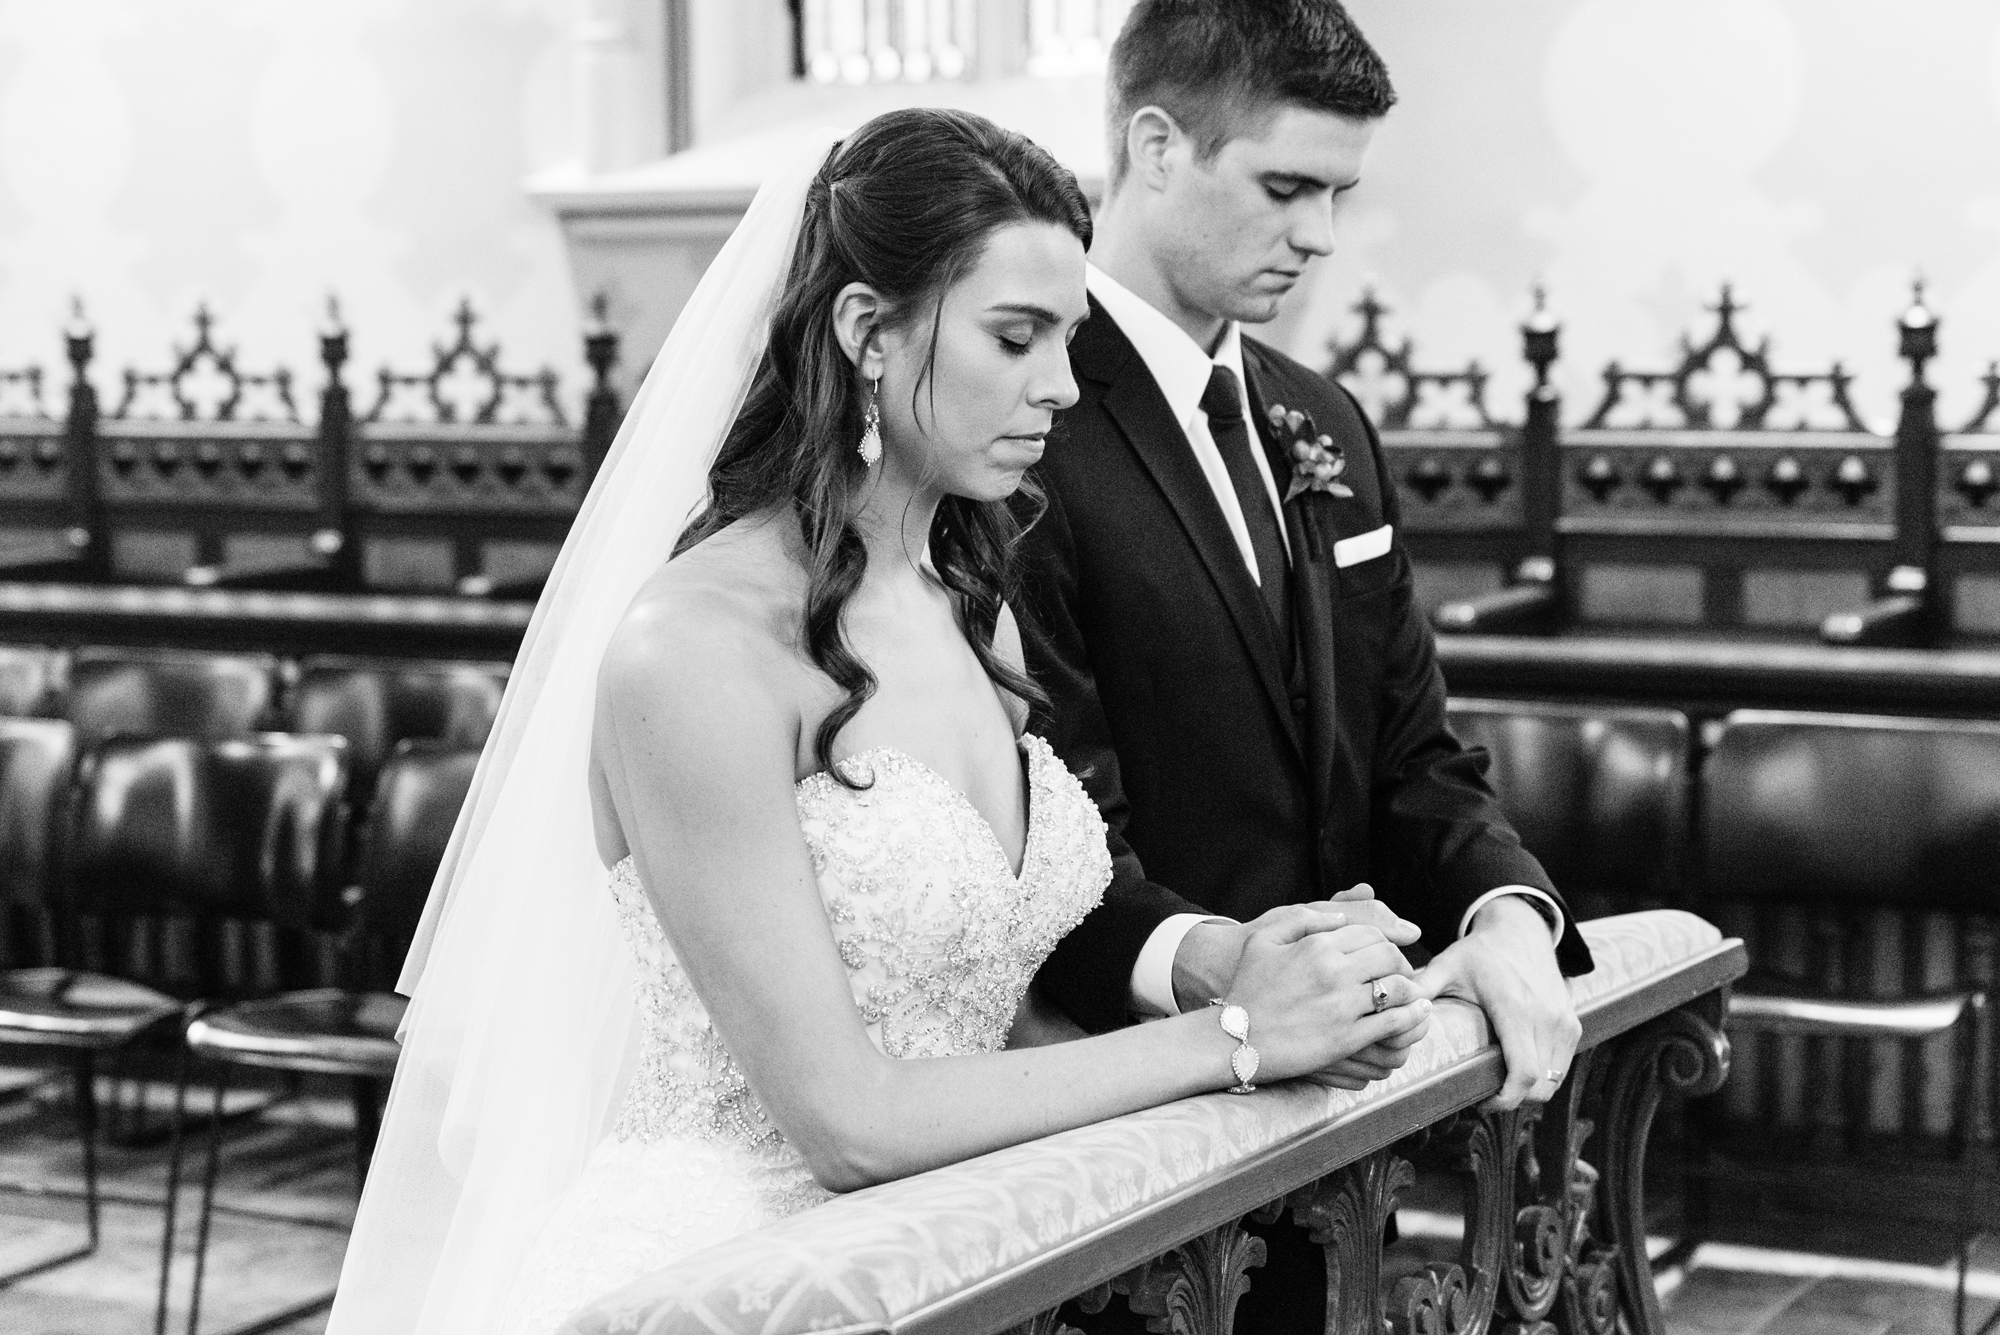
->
[1106, 0, 1396, 183]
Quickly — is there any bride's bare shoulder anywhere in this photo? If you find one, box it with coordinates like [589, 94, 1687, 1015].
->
[598, 514, 805, 713]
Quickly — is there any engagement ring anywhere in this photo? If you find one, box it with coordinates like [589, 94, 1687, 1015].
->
[1370, 980, 1392, 1012]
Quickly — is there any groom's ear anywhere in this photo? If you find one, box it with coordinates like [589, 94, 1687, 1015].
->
[831, 282, 888, 377]
[1122, 106, 1183, 193]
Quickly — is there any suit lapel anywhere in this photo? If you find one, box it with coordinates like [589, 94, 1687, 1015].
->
[1074, 303, 1299, 755]
[1245, 349, 1337, 810]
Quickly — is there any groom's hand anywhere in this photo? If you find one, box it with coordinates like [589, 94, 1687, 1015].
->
[1169, 885, 1420, 1015]
[1411, 895, 1579, 1113]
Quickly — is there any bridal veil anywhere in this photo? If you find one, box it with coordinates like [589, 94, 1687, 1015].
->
[325, 132, 836, 1335]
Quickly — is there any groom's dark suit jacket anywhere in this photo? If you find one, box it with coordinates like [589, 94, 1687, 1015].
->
[1023, 299, 1594, 1034]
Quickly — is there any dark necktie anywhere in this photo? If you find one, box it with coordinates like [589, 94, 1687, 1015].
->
[1201, 364, 1292, 663]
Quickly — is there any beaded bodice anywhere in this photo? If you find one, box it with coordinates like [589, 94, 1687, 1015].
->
[604, 732, 1109, 1158]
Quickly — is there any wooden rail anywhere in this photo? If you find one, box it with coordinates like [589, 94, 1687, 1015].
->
[563, 910, 1743, 1335]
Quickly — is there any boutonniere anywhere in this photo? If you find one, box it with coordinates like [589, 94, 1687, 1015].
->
[1265, 402, 1354, 501]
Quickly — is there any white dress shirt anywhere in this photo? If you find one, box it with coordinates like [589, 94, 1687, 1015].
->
[1083, 265, 1564, 1017]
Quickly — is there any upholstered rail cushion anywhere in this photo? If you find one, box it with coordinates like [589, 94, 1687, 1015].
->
[566, 909, 1729, 1335]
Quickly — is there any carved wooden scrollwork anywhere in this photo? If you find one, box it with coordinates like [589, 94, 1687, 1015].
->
[1289, 1148, 1414, 1334]
[1111, 1219, 1266, 1335]
[1005, 1310, 1087, 1335]
[1587, 995, 1732, 1335]
[1392, 1261, 1477, 1335]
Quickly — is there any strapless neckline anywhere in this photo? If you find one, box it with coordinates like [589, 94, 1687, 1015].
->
[612, 735, 1046, 888]
[803, 738, 1038, 883]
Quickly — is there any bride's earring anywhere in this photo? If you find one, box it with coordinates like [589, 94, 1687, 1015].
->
[857, 376, 882, 466]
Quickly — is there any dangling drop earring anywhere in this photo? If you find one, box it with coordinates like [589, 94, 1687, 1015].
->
[857, 376, 882, 466]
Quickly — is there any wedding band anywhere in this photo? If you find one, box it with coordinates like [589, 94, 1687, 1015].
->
[1370, 980, 1392, 1012]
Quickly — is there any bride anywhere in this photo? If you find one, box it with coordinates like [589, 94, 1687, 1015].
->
[326, 108, 1430, 1335]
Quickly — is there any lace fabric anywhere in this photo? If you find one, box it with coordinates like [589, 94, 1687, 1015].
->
[496, 733, 1109, 1335]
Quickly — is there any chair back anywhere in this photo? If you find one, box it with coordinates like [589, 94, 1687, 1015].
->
[1698, 710, 2000, 1154]
[1446, 698, 1691, 914]
[1702, 710, 2000, 913]
[67, 733, 349, 927]
[0, 645, 65, 717]
[0, 717, 77, 967]
[66, 647, 280, 744]
[345, 742, 478, 985]
[289, 657, 503, 797]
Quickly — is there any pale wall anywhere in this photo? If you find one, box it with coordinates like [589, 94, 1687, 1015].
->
[5, 2, 1997, 432]
[1300, 0, 2000, 430]
[0, 0, 587, 419]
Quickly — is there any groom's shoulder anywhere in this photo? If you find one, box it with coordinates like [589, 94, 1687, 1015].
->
[1242, 335, 1374, 445]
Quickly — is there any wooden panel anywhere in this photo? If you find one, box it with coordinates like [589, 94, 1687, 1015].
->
[1578, 563, 1705, 624]
[1954, 573, 2000, 635]
[363, 536, 457, 590]
[1410, 559, 1504, 615]
[1740, 568, 1870, 627]
[111, 530, 198, 580]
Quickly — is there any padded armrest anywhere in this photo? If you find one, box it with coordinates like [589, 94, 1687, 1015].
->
[565, 911, 1742, 1335]
[0, 530, 90, 580]
[1433, 581, 1560, 634]
[1729, 988, 1984, 1039]
[1820, 593, 1926, 647]
[186, 529, 347, 593]
[186, 560, 348, 593]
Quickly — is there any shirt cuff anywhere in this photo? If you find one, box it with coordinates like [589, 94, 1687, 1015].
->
[1131, 913, 1235, 1018]
[1458, 886, 1564, 945]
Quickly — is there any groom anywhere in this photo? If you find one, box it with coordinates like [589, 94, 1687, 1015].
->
[1023, 0, 1595, 1324]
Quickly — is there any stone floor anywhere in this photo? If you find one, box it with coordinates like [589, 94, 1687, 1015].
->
[0, 1068, 1994, 1335]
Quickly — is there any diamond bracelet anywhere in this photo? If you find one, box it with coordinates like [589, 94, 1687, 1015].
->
[1209, 999, 1258, 1094]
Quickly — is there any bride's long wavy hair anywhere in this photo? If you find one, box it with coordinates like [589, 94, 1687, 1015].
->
[676, 108, 1092, 781]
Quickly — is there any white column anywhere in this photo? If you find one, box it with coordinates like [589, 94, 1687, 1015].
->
[574, 0, 668, 174]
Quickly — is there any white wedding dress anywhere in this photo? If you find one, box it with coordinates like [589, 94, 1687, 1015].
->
[495, 733, 1111, 1335]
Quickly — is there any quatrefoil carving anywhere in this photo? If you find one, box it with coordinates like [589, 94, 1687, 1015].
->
[1581, 286, 1864, 433]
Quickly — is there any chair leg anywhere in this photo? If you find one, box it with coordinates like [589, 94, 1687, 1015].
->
[154, 1042, 195, 1335]
[0, 1051, 104, 1289]
[74, 1053, 100, 1252]
[184, 1067, 230, 1335]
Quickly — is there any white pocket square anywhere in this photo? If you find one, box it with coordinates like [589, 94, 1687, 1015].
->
[1333, 523, 1393, 568]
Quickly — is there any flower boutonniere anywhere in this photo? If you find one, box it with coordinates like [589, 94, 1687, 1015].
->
[1265, 402, 1354, 502]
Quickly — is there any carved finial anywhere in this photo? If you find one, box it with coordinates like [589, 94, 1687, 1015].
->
[193, 303, 215, 344]
[1524, 282, 1558, 335]
[1709, 283, 1743, 333]
[1902, 274, 1936, 332]
[585, 291, 611, 336]
[65, 295, 92, 339]
[454, 297, 477, 340]
[1353, 287, 1386, 345]
[1899, 273, 1938, 382]
[1521, 282, 1560, 393]
[322, 294, 348, 338]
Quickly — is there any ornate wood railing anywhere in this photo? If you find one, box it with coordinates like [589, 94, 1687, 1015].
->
[1324, 281, 2000, 654]
[0, 297, 621, 600]
[563, 910, 1743, 1335]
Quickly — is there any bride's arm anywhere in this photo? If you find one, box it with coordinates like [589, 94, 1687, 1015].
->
[594, 596, 1429, 1194]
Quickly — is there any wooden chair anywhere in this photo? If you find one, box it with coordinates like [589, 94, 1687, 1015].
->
[64, 647, 280, 746]
[1696, 710, 1996, 1335]
[0, 717, 74, 970]
[154, 740, 476, 1335]
[287, 656, 504, 801]
[0, 645, 65, 718]
[0, 717, 109, 1286]
[1445, 698, 1692, 918]
[0, 727, 205, 1286]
